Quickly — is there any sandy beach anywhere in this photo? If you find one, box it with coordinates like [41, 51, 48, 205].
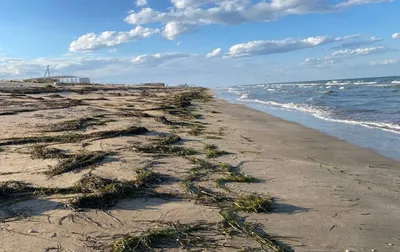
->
[0, 82, 399, 252]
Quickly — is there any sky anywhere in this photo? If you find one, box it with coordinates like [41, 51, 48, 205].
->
[0, 0, 400, 86]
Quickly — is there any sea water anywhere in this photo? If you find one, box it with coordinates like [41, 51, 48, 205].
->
[216, 76, 400, 160]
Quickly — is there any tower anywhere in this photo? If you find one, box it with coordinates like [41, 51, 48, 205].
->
[44, 65, 51, 79]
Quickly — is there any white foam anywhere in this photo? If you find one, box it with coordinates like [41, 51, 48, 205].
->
[353, 81, 377, 85]
[239, 98, 400, 135]
[326, 81, 351, 85]
[239, 94, 249, 99]
[227, 88, 241, 95]
[392, 80, 400, 84]
[339, 87, 345, 89]
[314, 115, 400, 134]
[242, 99, 328, 116]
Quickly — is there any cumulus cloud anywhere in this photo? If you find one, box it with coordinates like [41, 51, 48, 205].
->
[393, 33, 400, 39]
[227, 35, 358, 57]
[207, 48, 223, 58]
[370, 59, 398, 65]
[136, 0, 147, 7]
[124, 0, 392, 39]
[163, 22, 197, 40]
[132, 52, 191, 66]
[69, 26, 159, 52]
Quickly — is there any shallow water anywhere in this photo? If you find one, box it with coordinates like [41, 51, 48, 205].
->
[216, 76, 400, 160]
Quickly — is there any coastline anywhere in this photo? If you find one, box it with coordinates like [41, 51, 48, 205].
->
[211, 97, 400, 251]
[216, 91, 400, 161]
[0, 83, 399, 251]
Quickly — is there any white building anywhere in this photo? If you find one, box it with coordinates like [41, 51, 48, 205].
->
[54, 76, 91, 84]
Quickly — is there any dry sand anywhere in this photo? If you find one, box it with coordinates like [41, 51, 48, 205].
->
[0, 82, 399, 252]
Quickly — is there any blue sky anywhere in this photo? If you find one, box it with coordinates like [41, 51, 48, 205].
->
[1, 0, 399, 86]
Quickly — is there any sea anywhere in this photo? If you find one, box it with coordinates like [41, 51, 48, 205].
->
[216, 76, 400, 160]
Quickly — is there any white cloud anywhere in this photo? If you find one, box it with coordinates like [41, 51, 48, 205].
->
[227, 35, 358, 57]
[303, 46, 390, 67]
[69, 26, 159, 52]
[393, 33, 400, 39]
[132, 52, 191, 66]
[336, 0, 393, 8]
[170, 0, 218, 9]
[333, 36, 382, 49]
[370, 59, 398, 65]
[124, 0, 392, 39]
[207, 48, 223, 58]
[136, 0, 147, 7]
[332, 46, 387, 57]
[301, 57, 336, 67]
[163, 21, 197, 40]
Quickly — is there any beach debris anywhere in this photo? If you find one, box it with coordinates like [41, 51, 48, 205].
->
[113, 222, 216, 252]
[30, 145, 68, 159]
[150, 134, 181, 145]
[219, 210, 292, 252]
[155, 116, 172, 125]
[45, 151, 109, 177]
[46, 117, 108, 132]
[135, 168, 162, 187]
[0, 126, 149, 146]
[204, 144, 229, 158]
[233, 193, 273, 213]
[188, 124, 205, 136]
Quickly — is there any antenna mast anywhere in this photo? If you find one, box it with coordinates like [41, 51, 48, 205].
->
[44, 65, 51, 79]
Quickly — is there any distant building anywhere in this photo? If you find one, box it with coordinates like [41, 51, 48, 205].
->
[24, 75, 91, 84]
[141, 82, 166, 87]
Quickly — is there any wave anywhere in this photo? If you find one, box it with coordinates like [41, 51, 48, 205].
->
[326, 81, 351, 85]
[392, 80, 400, 84]
[325, 81, 378, 85]
[353, 81, 377, 85]
[313, 115, 400, 134]
[238, 98, 400, 134]
[239, 98, 329, 116]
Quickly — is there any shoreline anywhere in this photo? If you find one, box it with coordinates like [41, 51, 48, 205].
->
[0, 83, 399, 251]
[211, 97, 400, 251]
[216, 92, 400, 161]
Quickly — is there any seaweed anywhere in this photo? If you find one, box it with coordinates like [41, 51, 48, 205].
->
[0, 126, 149, 146]
[113, 222, 215, 252]
[204, 144, 229, 158]
[47, 117, 108, 132]
[30, 145, 68, 159]
[219, 210, 293, 252]
[233, 194, 273, 213]
[135, 168, 162, 187]
[135, 145, 197, 157]
[216, 172, 256, 190]
[45, 151, 109, 176]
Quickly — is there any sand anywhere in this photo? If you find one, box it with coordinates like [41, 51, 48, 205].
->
[0, 82, 399, 252]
